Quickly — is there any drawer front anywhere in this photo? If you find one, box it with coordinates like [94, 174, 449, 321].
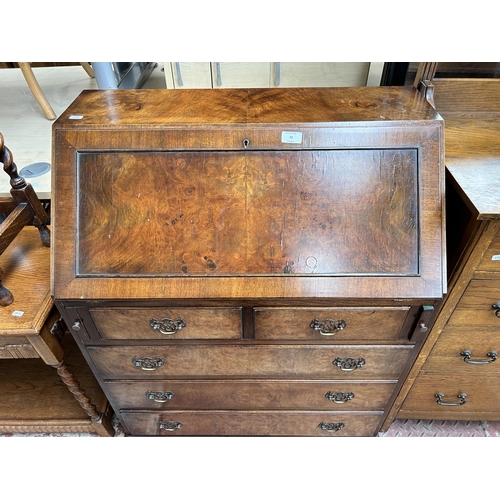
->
[423, 325, 500, 373]
[87, 344, 413, 380]
[105, 380, 396, 411]
[400, 373, 500, 414]
[89, 307, 242, 340]
[120, 410, 383, 436]
[477, 230, 500, 272]
[448, 280, 500, 327]
[254, 307, 410, 341]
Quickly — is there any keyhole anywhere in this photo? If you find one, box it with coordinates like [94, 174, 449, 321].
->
[243, 139, 250, 148]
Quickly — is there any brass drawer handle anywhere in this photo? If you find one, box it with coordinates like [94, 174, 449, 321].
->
[492, 302, 500, 318]
[318, 422, 345, 433]
[310, 318, 346, 336]
[132, 356, 165, 371]
[460, 350, 498, 365]
[150, 317, 186, 335]
[158, 420, 182, 432]
[333, 357, 366, 371]
[325, 391, 355, 403]
[435, 392, 467, 406]
[146, 390, 174, 403]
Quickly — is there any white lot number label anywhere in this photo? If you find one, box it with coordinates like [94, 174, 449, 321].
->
[492, 255, 500, 261]
[281, 131, 303, 144]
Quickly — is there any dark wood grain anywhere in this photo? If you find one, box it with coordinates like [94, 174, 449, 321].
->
[86, 344, 413, 380]
[254, 306, 411, 341]
[120, 410, 383, 436]
[105, 379, 396, 411]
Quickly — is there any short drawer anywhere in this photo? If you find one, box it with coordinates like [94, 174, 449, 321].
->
[105, 379, 396, 411]
[477, 230, 500, 272]
[89, 307, 242, 340]
[87, 344, 413, 380]
[400, 372, 500, 416]
[423, 325, 500, 373]
[448, 280, 500, 327]
[119, 410, 383, 436]
[254, 306, 410, 341]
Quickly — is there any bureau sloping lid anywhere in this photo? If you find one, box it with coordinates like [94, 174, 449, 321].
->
[52, 87, 445, 300]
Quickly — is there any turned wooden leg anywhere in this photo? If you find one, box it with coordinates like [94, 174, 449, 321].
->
[80, 62, 94, 78]
[52, 359, 102, 422]
[0, 267, 14, 306]
[18, 62, 57, 120]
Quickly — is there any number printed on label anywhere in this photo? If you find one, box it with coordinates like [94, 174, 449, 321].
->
[492, 255, 500, 261]
[281, 131, 303, 144]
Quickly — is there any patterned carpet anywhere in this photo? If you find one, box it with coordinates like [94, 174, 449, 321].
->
[379, 418, 500, 437]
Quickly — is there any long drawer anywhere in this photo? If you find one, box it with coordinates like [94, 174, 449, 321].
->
[87, 344, 413, 380]
[253, 306, 410, 341]
[423, 325, 500, 373]
[89, 307, 242, 340]
[120, 410, 384, 436]
[105, 379, 396, 410]
[400, 372, 500, 416]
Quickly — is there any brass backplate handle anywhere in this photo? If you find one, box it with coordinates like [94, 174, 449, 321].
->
[150, 317, 186, 335]
[318, 422, 345, 433]
[435, 392, 467, 406]
[158, 420, 182, 432]
[132, 356, 165, 371]
[310, 318, 347, 336]
[460, 350, 498, 365]
[332, 357, 366, 371]
[325, 391, 355, 403]
[146, 390, 174, 403]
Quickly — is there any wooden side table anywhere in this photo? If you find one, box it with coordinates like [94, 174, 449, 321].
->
[0, 225, 114, 436]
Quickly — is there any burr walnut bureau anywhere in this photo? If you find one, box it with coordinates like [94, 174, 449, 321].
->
[51, 87, 445, 436]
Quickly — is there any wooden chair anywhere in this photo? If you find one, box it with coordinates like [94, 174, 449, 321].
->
[0, 132, 50, 306]
[18, 62, 94, 120]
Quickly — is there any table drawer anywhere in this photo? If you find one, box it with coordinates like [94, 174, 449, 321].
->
[423, 325, 500, 373]
[89, 307, 242, 340]
[105, 379, 396, 411]
[120, 410, 383, 436]
[87, 344, 413, 380]
[477, 230, 500, 272]
[400, 373, 500, 415]
[448, 280, 500, 327]
[254, 307, 410, 341]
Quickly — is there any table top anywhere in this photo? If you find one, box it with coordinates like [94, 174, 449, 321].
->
[0, 226, 52, 335]
[443, 112, 500, 220]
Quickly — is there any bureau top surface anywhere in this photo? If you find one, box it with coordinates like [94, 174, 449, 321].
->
[53, 87, 441, 129]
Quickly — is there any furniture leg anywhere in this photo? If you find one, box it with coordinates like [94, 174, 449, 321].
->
[52, 359, 102, 421]
[80, 62, 94, 78]
[18, 62, 57, 120]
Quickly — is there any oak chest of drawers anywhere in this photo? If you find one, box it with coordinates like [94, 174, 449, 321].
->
[398, 166, 500, 420]
[51, 87, 445, 436]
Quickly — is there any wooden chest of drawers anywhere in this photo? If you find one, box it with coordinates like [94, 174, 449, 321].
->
[52, 87, 445, 436]
[394, 76, 500, 424]
[399, 208, 500, 420]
